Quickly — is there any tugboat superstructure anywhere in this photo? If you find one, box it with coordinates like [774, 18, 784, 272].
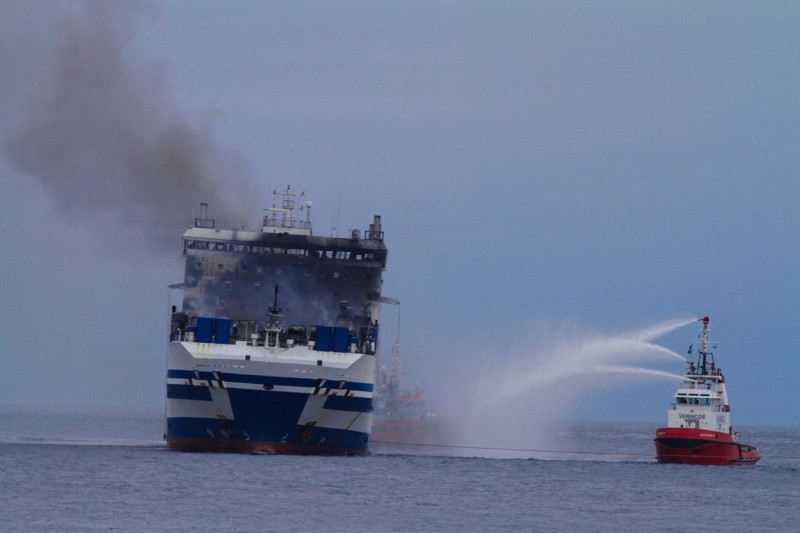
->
[654, 316, 759, 465]
[165, 186, 387, 454]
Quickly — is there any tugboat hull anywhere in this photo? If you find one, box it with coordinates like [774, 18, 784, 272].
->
[654, 427, 760, 465]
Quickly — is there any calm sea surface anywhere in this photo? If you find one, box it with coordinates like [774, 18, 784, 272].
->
[2, 405, 799, 532]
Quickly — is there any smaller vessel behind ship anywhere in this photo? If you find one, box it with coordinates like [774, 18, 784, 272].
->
[371, 363, 449, 447]
[654, 316, 759, 465]
[370, 302, 449, 447]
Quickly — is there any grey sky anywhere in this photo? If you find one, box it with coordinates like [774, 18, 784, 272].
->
[1, 1, 798, 427]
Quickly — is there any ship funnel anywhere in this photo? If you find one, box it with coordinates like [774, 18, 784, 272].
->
[368, 215, 383, 240]
[195, 202, 215, 229]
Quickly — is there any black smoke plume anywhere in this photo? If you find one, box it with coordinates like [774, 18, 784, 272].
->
[1, 1, 260, 253]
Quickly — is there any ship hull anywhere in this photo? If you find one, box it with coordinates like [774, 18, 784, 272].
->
[166, 437, 368, 455]
[166, 341, 374, 455]
[654, 427, 760, 465]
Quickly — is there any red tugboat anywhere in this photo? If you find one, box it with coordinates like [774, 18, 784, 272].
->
[654, 317, 759, 465]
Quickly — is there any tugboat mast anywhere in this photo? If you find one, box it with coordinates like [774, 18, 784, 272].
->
[695, 316, 719, 379]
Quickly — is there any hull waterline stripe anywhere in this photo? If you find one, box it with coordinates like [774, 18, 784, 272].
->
[167, 369, 373, 392]
[165, 378, 372, 398]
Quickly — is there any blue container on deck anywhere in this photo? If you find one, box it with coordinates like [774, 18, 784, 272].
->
[315, 326, 333, 352]
[333, 327, 350, 353]
[196, 316, 213, 343]
[214, 317, 231, 345]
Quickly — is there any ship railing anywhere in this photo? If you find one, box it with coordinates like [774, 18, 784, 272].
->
[262, 217, 311, 230]
[682, 380, 718, 389]
[194, 217, 215, 229]
[670, 402, 729, 411]
[366, 229, 384, 241]
[170, 319, 377, 355]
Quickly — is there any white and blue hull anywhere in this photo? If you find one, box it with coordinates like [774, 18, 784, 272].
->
[166, 341, 375, 454]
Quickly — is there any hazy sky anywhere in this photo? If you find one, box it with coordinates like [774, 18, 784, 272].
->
[1, 1, 798, 430]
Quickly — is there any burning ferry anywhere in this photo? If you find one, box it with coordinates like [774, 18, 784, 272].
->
[165, 186, 387, 454]
[654, 316, 759, 465]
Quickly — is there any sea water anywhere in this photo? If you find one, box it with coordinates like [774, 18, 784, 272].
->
[2, 405, 799, 532]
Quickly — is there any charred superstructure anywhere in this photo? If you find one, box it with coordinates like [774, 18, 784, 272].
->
[180, 188, 385, 338]
[166, 186, 387, 454]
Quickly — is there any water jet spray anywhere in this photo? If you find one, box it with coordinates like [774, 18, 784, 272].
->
[448, 317, 698, 457]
